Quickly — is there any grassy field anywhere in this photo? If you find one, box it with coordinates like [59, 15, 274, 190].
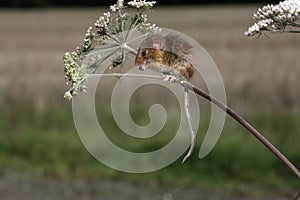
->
[0, 106, 299, 199]
[0, 5, 300, 199]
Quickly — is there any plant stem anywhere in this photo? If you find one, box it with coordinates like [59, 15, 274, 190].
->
[86, 72, 300, 180]
[295, 190, 300, 200]
[285, 31, 300, 33]
[276, 30, 300, 34]
[182, 81, 300, 180]
[286, 22, 300, 28]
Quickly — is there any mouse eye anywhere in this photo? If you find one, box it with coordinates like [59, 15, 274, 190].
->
[141, 50, 147, 57]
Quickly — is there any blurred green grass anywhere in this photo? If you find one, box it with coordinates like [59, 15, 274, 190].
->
[0, 103, 299, 193]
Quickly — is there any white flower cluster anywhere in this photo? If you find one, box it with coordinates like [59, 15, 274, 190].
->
[245, 19, 275, 36]
[245, 0, 300, 36]
[95, 12, 111, 29]
[63, 52, 86, 99]
[85, 26, 93, 38]
[84, 26, 94, 50]
[138, 22, 161, 34]
[110, 0, 124, 12]
[128, 0, 156, 9]
[140, 14, 148, 22]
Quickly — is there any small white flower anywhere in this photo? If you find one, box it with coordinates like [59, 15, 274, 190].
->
[103, 12, 111, 19]
[128, 0, 156, 9]
[138, 22, 161, 34]
[253, 24, 259, 31]
[117, 0, 124, 7]
[110, 5, 117, 12]
[64, 91, 73, 100]
[85, 26, 93, 37]
[110, 0, 124, 11]
[141, 14, 148, 22]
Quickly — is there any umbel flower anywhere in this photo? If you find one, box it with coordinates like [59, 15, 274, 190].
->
[245, 0, 300, 36]
[63, 0, 159, 99]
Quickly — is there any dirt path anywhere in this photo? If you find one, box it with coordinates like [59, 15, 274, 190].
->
[0, 172, 293, 200]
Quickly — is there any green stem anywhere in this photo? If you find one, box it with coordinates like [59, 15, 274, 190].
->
[183, 81, 300, 180]
[287, 22, 300, 28]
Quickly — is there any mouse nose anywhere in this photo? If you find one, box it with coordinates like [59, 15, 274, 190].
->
[135, 57, 144, 66]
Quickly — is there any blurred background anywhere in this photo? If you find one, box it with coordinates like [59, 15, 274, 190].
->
[0, 0, 279, 8]
[0, 1, 300, 199]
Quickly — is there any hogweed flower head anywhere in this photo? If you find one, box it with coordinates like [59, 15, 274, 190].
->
[128, 0, 156, 9]
[245, 0, 300, 36]
[63, 0, 159, 100]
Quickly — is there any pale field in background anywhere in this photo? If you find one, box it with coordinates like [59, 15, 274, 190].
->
[1, 6, 300, 113]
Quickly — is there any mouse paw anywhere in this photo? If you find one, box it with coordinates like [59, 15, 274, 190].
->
[162, 75, 178, 83]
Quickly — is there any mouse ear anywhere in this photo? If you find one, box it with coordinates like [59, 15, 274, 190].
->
[141, 34, 166, 50]
[153, 43, 161, 49]
[164, 33, 193, 55]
